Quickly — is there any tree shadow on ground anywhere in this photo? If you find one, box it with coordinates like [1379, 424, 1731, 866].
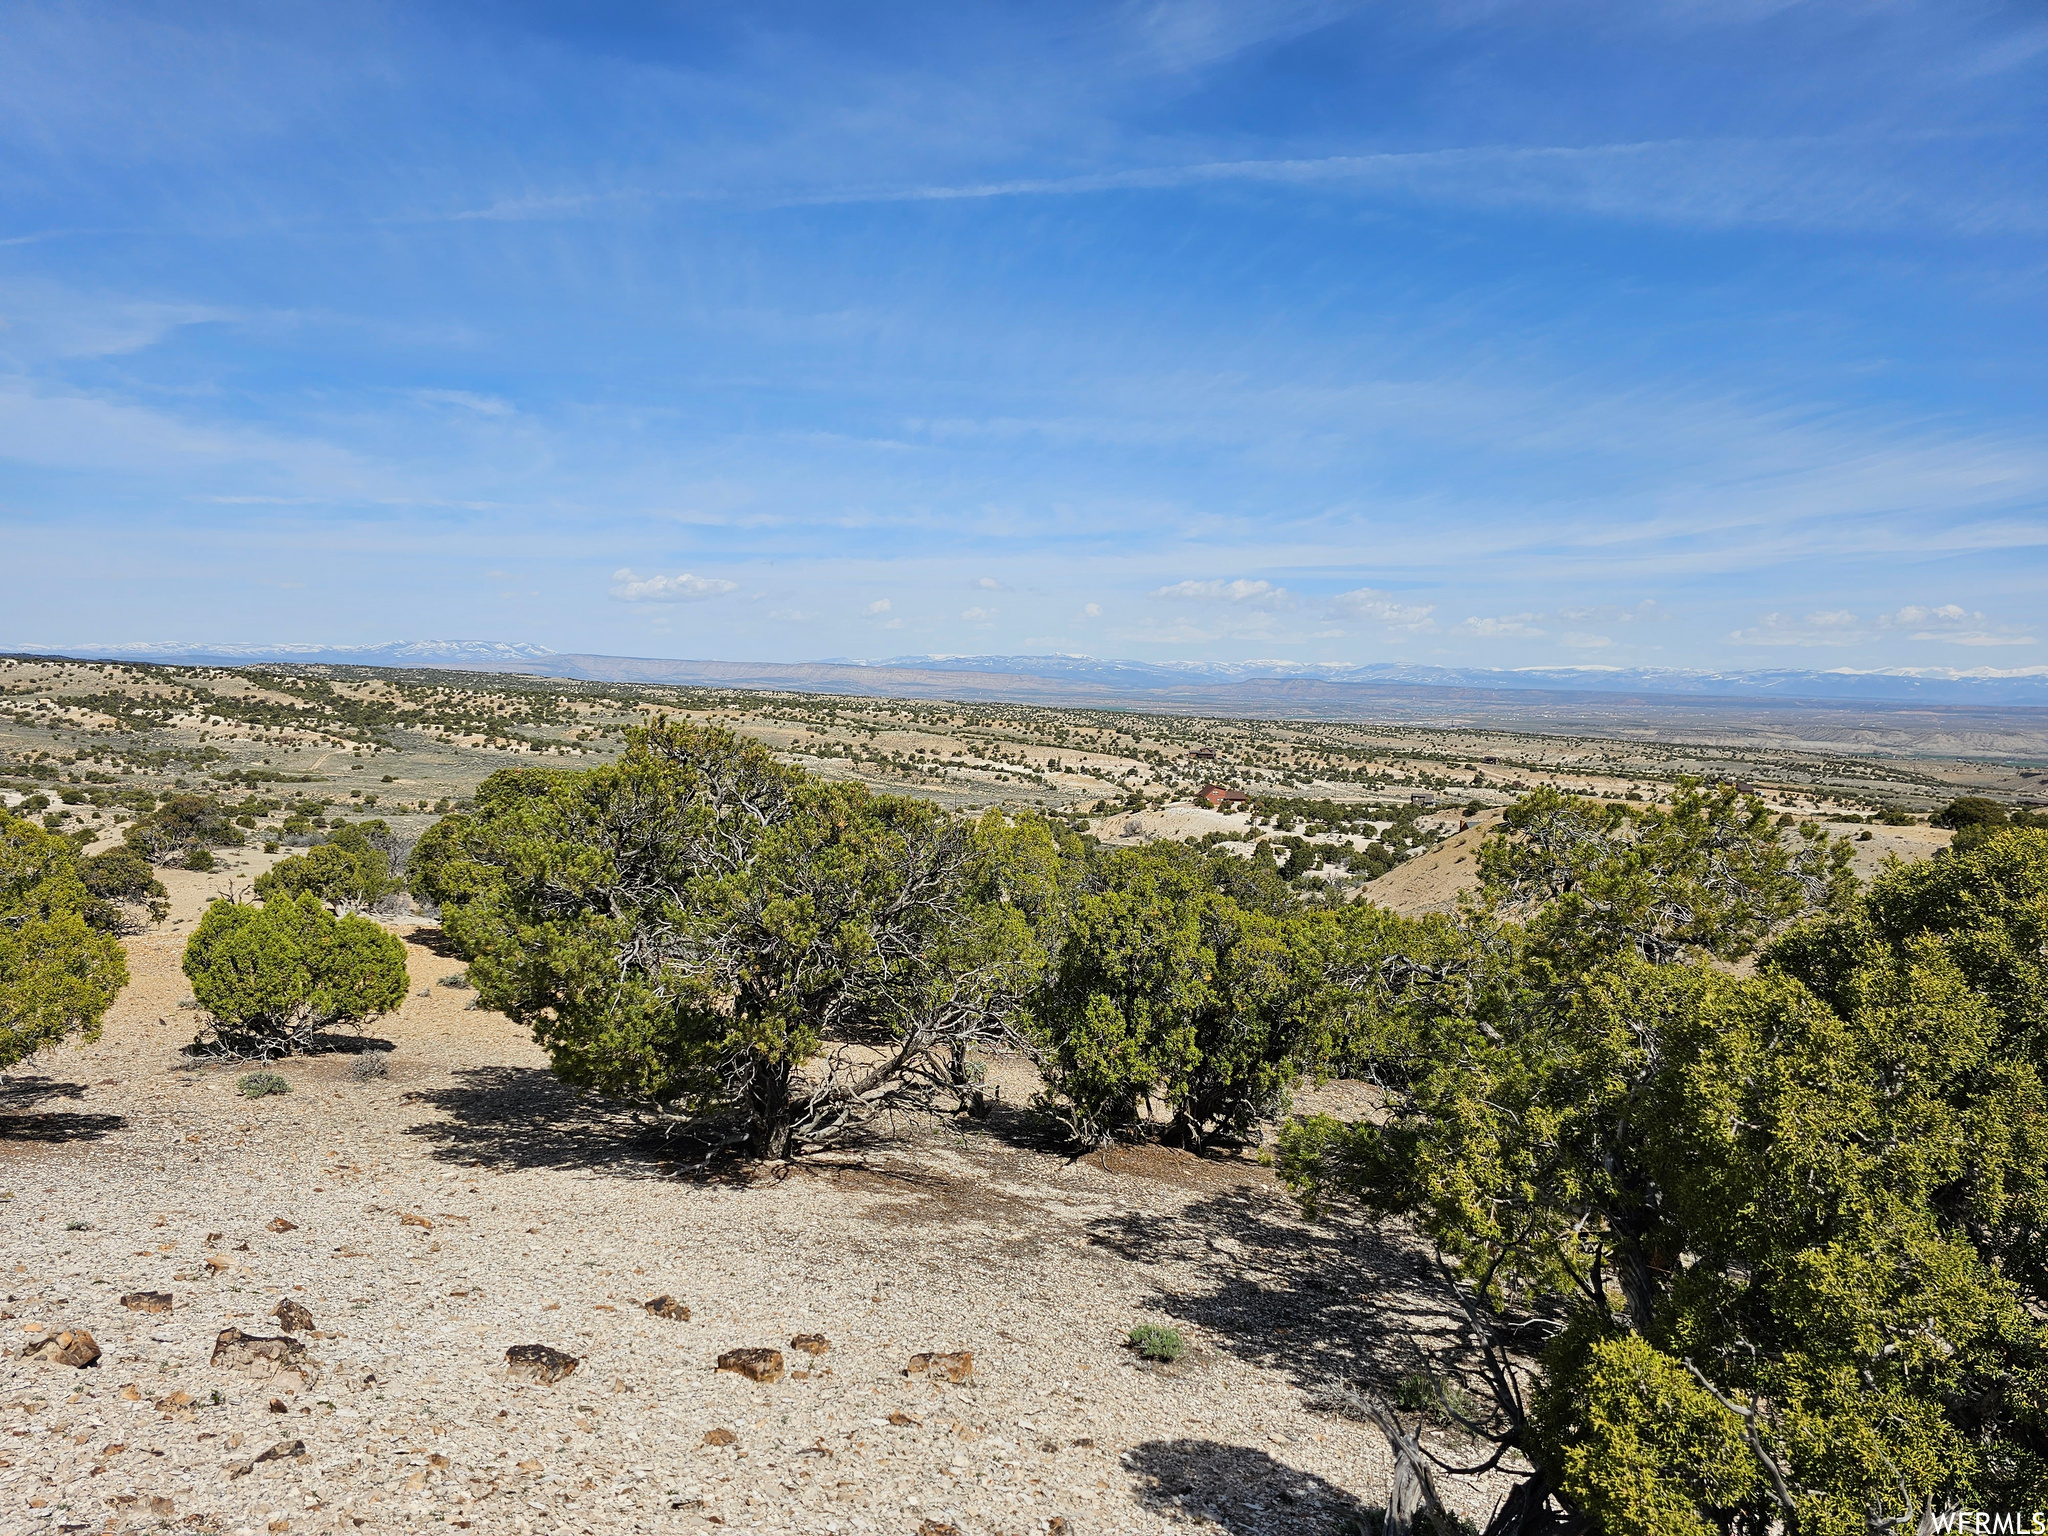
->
[399, 1066, 684, 1177]
[1125, 1439, 1373, 1536]
[1085, 1185, 1477, 1407]
[0, 1076, 126, 1142]
[406, 925, 465, 959]
[400, 1066, 1036, 1190]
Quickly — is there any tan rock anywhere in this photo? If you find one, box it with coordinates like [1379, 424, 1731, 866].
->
[18, 1327, 100, 1368]
[268, 1217, 298, 1233]
[715, 1347, 784, 1383]
[400, 1213, 432, 1230]
[887, 1411, 920, 1427]
[273, 1298, 315, 1333]
[905, 1350, 973, 1383]
[918, 1522, 962, 1536]
[505, 1344, 579, 1384]
[643, 1295, 690, 1321]
[211, 1327, 308, 1373]
[120, 1292, 173, 1314]
[789, 1333, 830, 1355]
[701, 1428, 738, 1447]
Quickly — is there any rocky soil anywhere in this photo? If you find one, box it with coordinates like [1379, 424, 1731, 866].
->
[1, 875, 1509, 1536]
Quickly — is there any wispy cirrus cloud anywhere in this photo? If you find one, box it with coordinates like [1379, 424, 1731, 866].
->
[773, 136, 2046, 235]
[1327, 586, 1436, 630]
[1728, 610, 1866, 647]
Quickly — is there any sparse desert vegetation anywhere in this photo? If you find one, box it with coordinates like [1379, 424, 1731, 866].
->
[5, 656, 2047, 1532]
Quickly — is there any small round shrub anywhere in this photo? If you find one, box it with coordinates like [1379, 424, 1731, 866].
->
[1127, 1324, 1185, 1363]
[351, 1049, 391, 1081]
[184, 847, 216, 871]
[237, 1071, 291, 1098]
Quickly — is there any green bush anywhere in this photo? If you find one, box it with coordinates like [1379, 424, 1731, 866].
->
[78, 845, 169, 934]
[182, 892, 409, 1057]
[256, 821, 401, 913]
[183, 846, 215, 871]
[0, 811, 130, 1069]
[1028, 842, 1329, 1150]
[1127, 1324, 1185, 1363]
[431, 723, 1060, 1160]
[125, 793, 244, 865]
[1279, 795, 2043, 1527]
[236, 1070, 291, 1098]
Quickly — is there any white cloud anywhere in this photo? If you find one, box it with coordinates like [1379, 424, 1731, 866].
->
[1083, 602, 1102, 618]
[961, 606, 994, 622]
[608, 568, 738, 603]
[1561, 632, 1614, 649]
[864, 597, 893, 615]
[1878, 603, 2034, 646]
[972, 576, 1006, 590]
[1463, 613, 1548, 638]
[1153, 578, 1295, 608]
[1727, 610, 1866, 646]
[412, 389, 514, 417]
[1328, 586, 1436, 630]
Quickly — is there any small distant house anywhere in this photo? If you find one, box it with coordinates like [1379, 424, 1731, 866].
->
[1199, 784, 1250, 810]
[1410, 791, 1439, 808]
[1188, 747, 1217, 761]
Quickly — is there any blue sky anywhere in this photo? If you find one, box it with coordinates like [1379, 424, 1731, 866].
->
[2, 1, 2044, 672]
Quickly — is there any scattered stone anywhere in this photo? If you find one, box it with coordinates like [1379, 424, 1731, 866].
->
[789, 1333, 830, 1355]
[268, 1217, 298, 1233]
[887, 1411, 921, 1427]
[268, 1398, 288, 1413]
[273, 1298, 315, 1333]
[149, 1496, 174, 1516]
[906, 1350, 974, 1383]
[399, 1213, 432, 1230]
[505, 1344, 580, 1385]
[204, 1254, 234, 1274]
[121, 1291, 173, 1314]
[918, 1522, 962, 1536]
[18, 1328, 100, 1368]
[254, 1438, 304, 1464]
[211, 1327, 308, 1372]
[225, 1461, 254, 1480]
[1049, 1519, 1070, 1534]
[701, 1428, 738, 1447]
[716, 1347, 784, 1383]
[643, 1296, 691, 1321]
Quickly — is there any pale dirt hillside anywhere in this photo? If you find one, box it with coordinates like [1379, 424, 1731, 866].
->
[1359, 815, 1496, 917]
[1363, 812, 1952, 919]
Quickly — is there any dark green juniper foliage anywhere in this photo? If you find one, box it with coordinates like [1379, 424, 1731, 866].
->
[182, 892, 409, 1058]
[1026, 841, 1332, 1151]
[1278, 786, 2047, 1533]
[428, 719, 1062, 1160]
[0, 809, 130, 1068]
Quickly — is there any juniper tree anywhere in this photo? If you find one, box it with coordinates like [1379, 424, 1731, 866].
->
[1278, 790, 2045, 1532]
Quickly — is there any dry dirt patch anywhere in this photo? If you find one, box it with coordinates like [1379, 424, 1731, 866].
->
[1, 922, 1516, 1535]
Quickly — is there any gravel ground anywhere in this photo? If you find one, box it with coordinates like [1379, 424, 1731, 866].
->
[3, 889, 1512, 1536]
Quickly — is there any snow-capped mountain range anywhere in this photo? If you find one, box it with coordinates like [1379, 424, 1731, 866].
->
[8, 641, 2047, 706]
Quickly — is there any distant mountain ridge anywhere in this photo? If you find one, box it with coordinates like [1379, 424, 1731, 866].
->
[9, 641, 2048, 707]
